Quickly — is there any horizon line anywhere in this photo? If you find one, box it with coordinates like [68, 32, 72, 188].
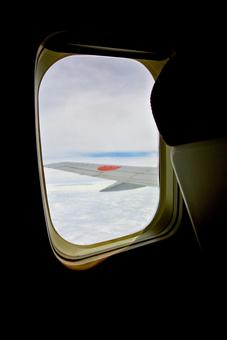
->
[81, 151, 158, 158]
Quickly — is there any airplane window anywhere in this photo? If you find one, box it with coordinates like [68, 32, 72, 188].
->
[38, 55, 159, 245]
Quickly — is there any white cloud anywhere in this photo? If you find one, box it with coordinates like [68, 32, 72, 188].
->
[44, 155, 159, 245]
[46, 168, 159, 245]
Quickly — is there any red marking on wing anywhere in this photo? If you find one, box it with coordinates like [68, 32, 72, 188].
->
[97, 165, 121, 172]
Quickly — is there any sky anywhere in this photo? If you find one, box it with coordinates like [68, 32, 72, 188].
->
[39, 54, 158, 162]
[38, 55, 160, 245]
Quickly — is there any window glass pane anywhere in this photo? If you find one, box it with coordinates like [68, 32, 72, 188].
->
[39, 55, 159, 245]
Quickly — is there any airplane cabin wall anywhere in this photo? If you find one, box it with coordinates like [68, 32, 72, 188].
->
[171, 138, 227, 253]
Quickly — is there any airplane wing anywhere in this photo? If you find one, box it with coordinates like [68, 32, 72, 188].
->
[45, 162, 159, 191]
